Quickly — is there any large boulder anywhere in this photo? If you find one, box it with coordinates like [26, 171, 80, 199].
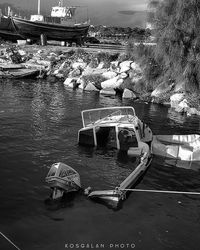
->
[82, 66, 107, 76]
[71, 61, 87, 70]
[130, 62, 142, 73]
[174, 81, 185, 92]
[170, 93, 185, 108]
[119, 60, 133, 69]
[63, 77, 78, 88]
[102, 71, 117, 80]
[151, 82, 173, 97]
[101, 76, 120, 89]
[187, 107, 199, 116]
[84, 82, 100, 92]
[175, 99, 189, 113]
[122, 88, 136, 99]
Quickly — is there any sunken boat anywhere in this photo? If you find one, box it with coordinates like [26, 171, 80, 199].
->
[78, 106, 153, 207]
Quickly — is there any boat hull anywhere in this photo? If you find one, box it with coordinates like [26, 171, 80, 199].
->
[0, 68, 40, 79]
[12, 17, 89, 42]
[0, 16, 23, 41]
[88, 156, 152, 207]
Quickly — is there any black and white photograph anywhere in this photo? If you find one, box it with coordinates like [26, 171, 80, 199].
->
[0, 0, 200, 249]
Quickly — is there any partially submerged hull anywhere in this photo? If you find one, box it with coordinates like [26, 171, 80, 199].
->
[88, 154, 152, 208]
[12, 17, 89, 42]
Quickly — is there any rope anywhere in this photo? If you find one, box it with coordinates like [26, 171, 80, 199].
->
[0, 231, 21, 250]
[119, 188, 200, 196]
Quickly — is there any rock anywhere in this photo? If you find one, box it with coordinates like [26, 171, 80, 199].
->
[18, 50, 26, 56]
[82, 66, 107, 76]
[174, 82, 185, 92]
[116, 78, 124, 88]
[101, 76, 120, 89]
[130, 62, 142, 72]
[63, 78, 78, 88]
[120, 65, 131, 73]
[84, 82, 99, 92]
[122, 88, 136, 99]
[151, 82, 173, 97]
[119, 60, 133, 69]
[175, 99, 189, 113]
[187, 107, 199, 116]
[110, 61, 119, 69]
[97, 62, 105, 69]
[102, 71, 117, 80]
[72, 61, 87, 70]
[119, 72, 128, 79]
[69, 68, 82, 77]
[170, 93, 185, 108]
[100, 88, 116, 96]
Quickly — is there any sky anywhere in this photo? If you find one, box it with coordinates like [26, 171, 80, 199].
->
[3, 0, 149, 27]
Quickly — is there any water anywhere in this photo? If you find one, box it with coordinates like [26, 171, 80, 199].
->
[0, 79, 200, 250]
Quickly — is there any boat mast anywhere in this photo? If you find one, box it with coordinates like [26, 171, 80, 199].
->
[38, 0, 41, 15]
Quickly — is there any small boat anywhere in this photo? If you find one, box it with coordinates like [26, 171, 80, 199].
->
[11, 0, 89, 44]
[45, 162, 81, 200]
[0, 67, 40, 79]
[78, 106, 153, 152]
[0, 63, 24, 70]
[78, 106, 153, 207]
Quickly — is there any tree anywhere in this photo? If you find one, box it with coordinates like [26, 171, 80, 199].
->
[153, 0, 200, 92]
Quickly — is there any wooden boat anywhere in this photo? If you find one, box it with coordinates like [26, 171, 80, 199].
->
[0, 67, 40, 79]
[11, 1, 89, 44]
[0, 15, 23, 41]
[78, 106, 153, 207]
[45, 162, 81, 200]
[0, 63, 24, 70]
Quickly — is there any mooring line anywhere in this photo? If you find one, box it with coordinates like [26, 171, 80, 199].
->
[0, 231, 21, 250]
[119, 188, 200, 195]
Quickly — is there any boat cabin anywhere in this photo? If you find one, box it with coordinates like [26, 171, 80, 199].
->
[51, 6, 76, 18]
[78, 107, 150, 155]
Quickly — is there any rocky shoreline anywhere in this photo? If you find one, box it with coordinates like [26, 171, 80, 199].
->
[0, 43, 199, 117]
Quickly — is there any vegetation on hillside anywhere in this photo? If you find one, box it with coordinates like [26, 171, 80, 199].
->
[125, 0, 200, 107]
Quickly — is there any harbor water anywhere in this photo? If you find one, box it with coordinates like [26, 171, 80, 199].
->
[0, 79, 200, 250]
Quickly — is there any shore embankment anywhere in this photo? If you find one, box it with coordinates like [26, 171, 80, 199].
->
[0, 41, 199, 117]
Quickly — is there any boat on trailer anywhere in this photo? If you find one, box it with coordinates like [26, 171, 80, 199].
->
[78, 106, 153, 207]
[45, 162, 81, 200]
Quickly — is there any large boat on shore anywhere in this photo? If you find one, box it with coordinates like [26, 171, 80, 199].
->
[10, 1, 89, 44]
[0, 14, 23, 41]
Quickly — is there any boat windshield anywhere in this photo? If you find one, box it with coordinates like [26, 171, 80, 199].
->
[81, 107, 136, 127]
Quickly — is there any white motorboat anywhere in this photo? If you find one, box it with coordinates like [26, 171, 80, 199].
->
[45, 162, 81, 200]
[78, 106, 153, 207]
